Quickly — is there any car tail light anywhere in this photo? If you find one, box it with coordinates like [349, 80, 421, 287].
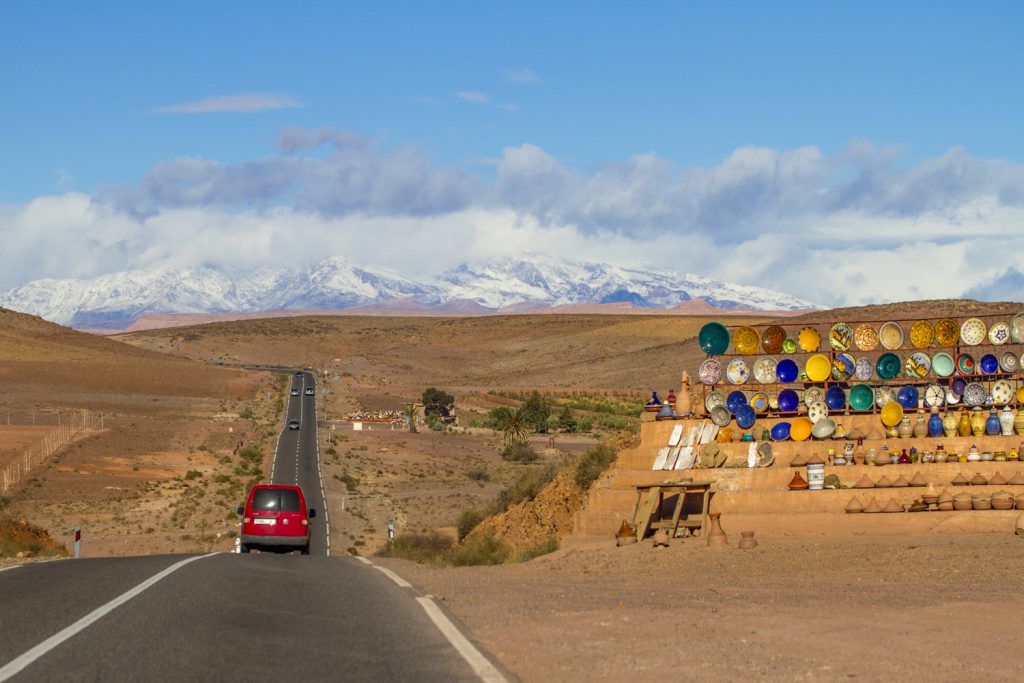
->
[243, 517, 250, 523]
[301, 519, 308, 526]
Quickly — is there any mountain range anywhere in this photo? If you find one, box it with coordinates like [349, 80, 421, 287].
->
[0, 256, 817, 330]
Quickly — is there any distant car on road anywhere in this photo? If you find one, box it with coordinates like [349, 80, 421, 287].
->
[305, 387, 314, 396]
[294, 371, 303, 376]
[290, 388, 300, 396]
[287, 419, 300, 430]
[237, 484, 316, 554]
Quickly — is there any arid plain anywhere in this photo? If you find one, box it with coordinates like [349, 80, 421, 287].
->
[3, 303, 1024, 680]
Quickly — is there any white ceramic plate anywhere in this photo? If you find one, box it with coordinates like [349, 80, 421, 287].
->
[924, 384, 945, 408]
[963, 382, 987, 406]
[807, 401, 829, 424]
[989, 322, 1011, 345]
[753, 356, 777, 384]
[705, 390, 726, 413]
[1011, 313, 1024, 343]
[699, 358, 723, 385]
[960, 318, 987, 346]
[992, 379, 1013, 405]
[875, 386, 897, 408]
[726, 358, 750, 384]
[804, 387, 825, 407]
[855, 357, 873, 380]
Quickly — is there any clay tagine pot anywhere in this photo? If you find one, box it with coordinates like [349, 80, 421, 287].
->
[1009, 472, 1024, 486]
[845, 497, 864, 514]
[874, 475, 893, 488]
[909, 472, 927, 487]
[882, 498, 904, 513]
[989, 472, 1008, 486]
[863, 497, 883, 513]
[787, 472, 809, 490]
[892, 475, 910, 488]
[970, 473, 988, 486]
[854, 474, 875, 489]
[951, 472, 969, 486]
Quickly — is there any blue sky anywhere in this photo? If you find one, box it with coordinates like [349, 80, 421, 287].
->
[2, 1, 1024, 306]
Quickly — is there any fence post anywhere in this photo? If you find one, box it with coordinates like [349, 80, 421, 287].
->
[74, 527, 81, 558]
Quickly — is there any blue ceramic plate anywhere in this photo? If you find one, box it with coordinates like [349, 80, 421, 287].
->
[979, 353, 999, 374]
[726, 390, 748, 414]
[896, 385, 919, 410]
[777, 389, 800, 412]
[849, 384, 874, 411]
[770, 421, 791, 441]
[776, 358, 799, 383]
[825, 385, 846, 411]
[951, 376, 967, 396]
[699, 322, 730, 356]
[735, 405, 756, 429]
[876, 352, 901, 380]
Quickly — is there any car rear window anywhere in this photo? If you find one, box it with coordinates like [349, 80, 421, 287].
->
[251, 489, 301, 512]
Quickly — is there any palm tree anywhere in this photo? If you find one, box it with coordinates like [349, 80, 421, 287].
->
[494, 406, 528, 446]
[403, 404, 418, 433]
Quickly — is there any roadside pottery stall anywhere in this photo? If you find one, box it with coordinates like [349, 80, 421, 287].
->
[576, 313, 1024, 542]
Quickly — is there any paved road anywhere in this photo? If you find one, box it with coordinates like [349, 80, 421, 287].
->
[0, 371, 507, 682]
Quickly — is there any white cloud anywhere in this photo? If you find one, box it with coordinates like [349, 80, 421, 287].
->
[455, 90, 490, 104]
[151, 93, 303, 114]
[503, 68, 539, 84]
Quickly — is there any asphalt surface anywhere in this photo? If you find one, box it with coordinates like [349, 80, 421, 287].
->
[0, 371, 505, 682]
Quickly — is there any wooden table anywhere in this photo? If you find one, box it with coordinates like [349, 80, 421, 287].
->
[631, 480, 713, 540]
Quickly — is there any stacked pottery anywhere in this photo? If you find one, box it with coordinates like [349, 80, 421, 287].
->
[943, 411, 958, 438]
[973, 493, 992, 511]
[953, 493, 973, 510]
[938, 490, 955, 511]
[991, 492, 1014, 510]
[986, 409, 1001, 436]
[999, 407, 1015, 436]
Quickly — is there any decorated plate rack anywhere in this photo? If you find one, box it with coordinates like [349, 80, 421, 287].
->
[695, 313, 1024, 420]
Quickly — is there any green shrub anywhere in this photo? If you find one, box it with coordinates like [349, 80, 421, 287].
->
[494, 465, 559, 513]
[456, 508, 486, 541]
[516, 536, 558, 562]
[575, 444, 617, 489]
[377, 532, 454, 564]
[501, 442, 539, 463]
[184, 470, 203, 481]
[449, 532, 509, 566]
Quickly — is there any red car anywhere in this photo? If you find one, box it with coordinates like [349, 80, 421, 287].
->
[237, 484, 316, 554]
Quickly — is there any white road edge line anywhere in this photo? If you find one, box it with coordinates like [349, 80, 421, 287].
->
[354, 556, 372, 565]
[0, 565, 23, 574]
[374, 565, 412, 589]
[0, 552, 218, 682]
[416, 596, 508, 683]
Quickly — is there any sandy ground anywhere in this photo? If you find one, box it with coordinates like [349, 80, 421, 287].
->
[379, 532, 1024, 682]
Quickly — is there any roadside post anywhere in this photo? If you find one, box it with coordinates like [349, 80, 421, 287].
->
[387, 521, 395, 545]
[74, 526, 81, 558]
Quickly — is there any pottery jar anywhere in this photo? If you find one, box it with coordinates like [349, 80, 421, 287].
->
[957, 409, 972, 437]
[999, 406, 1015, 436]
[898, 416, 914, 440]
[928, 412, 944, 438]
[914, 414, 928, 438]
[943, 412, 958, 438]
[970, 408, 986, 437]
[1014, 410, 1024, 436]
[985, 409, 1001, 437]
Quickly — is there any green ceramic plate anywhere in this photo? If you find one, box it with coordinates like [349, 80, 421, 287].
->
[699, 322, 730, 356]
[849, 384, 874, 410]
[876, 352, 901, 380]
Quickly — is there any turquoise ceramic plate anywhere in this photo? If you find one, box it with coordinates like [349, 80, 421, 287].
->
[932, 352, 955, 377]
[699, 322, 730, 355]
[876, 352, 901, 380]
[849, 384, 874, 411]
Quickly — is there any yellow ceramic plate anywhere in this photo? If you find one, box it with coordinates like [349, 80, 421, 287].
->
[880, 400, 904, 427]
[790, 416, 812, 442]
[879, 321, 904, 350]
[909, 320, 934, 349]
[733, 326, 760, 355]
[805, 353, 832, 382]
[1017, 386, 1024, 404]
[798, 326, 820, 352]
[935, 318, 959, 346]
[854, 323, 878, 351]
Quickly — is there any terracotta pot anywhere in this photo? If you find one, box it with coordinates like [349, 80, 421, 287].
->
[863, 497, 883, 513]
[882, 498, 903, 513]
[971, 473, 988, 486]
[938, 501, 955, 511]
[854, 474, 875, 489]
[787, 472, 809, 490]
[909, 472, 927, 487]
[953, 497, 973, 511]
[938, 489, 953, 504]
[989, 472, 1008, 486]
[892, 475, 910, 488]
[973, 496, 992, 511]
[652, 528, 671, 547]
[1015, 496, 1024, 510]
[874, 476, 892, 488]
[706, 512, 728, 548]
[615, 520, 637, 546]
[1008, 472, 1024, 486]
[738, 531, 758, 549]
[951, 472, 968, 486]
[992, 496, 1015, 511]
[846, 497, 865, 513]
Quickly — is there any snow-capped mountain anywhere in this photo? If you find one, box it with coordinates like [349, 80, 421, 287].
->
[0, 256, 816, 328]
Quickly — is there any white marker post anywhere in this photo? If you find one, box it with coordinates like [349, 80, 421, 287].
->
[74, 526, 81, 559]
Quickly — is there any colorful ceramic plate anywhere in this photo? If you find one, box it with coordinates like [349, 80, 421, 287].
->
[805, 354, 832, 383]
[960, 318, 987, 346]
[699, 322, 730, 355]
[829, 322, 853, 352]
[849, 384, 874, 411]
[935, 318, 960, 347]
[880, 401, 903, 427]
[924, 384, 945, 408]
[749, 391, 769, 413]
[768, 393, 779, 410]
[909, 320, 935, 349]
[777, 389, 800, 412]
[992, 379, 1013, 405]
[963, 382, 987, 407]
[807, 401, 828, 424]
[951, 377, 967, 396]
[876, 352, 902, 380]
[761, 325, 786, 354]
[726, 358, 750, 384]
[1011, 313, 1024, 344]
[825, 385, 846, 410]
[879, 322, 904, 350]
[803, 387, 825, 407]
[733, 326, 761, 355]
[905, 351, 931, 378]
[710, 405, 731, 427]
[896, 385, 919, 409]
[832, 352, 856, 381]
[699, 358, 723, 385]
[735, 405, 756, 429]
[988, 322, 1011, 345]
[854, 357, 874, 380]
[1000, 351, 1019, 373]
[704, 390, 726, 413]
[875, 385, 897, 408]
[776, 358, 799, 383]
[753, 356, 777, 384]
[854, 323, 879, 351]
[932, 352, 955, 377]
[798, 326, 820, 352]
[979, 353, 999, 375]
[726, 390, 748, 414]
[770, 421, 791, 441]
[956, 353, 975, 376]
[781, 338, 797, 354]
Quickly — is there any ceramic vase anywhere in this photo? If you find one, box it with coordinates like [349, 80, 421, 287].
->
[971, 408, 986, 437]
[706, 512, 728, 548]
[1015, 410, 1024, 436]
[957, 409, 972, 437]
[929, 412, 944, 438]
[943, 412, 958, 438]
[737, 531, 758, 550]
[913, 415, 928, 438]
[1000, 407, 1015, 436]
[898, 417, 914, 440]
[986, 409, 1001, 436]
